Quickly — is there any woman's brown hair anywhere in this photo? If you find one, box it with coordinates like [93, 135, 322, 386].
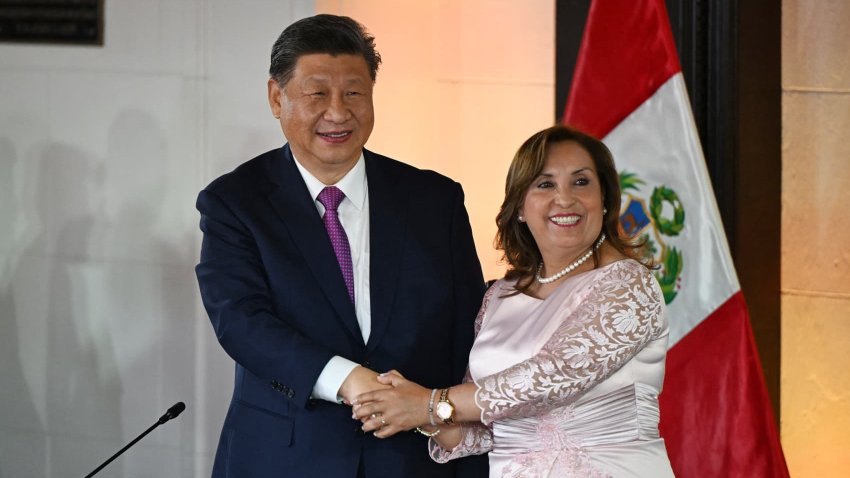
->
[495, 125, 651, 294]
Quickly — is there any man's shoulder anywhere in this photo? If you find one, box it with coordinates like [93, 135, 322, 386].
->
[203, 147, 282, 195]
[365, 149, 459, 190]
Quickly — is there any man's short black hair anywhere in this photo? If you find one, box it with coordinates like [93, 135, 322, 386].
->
[269, 14, 382, 86]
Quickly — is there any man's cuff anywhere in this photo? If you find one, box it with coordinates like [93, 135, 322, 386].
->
[312, 356, 360, 403]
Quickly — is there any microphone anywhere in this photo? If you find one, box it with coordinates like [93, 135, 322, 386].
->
[158, 401, 186, 424]
[84, 402, 186, 478]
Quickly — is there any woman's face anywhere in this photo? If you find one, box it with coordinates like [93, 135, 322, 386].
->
[520, 140, 604, 267]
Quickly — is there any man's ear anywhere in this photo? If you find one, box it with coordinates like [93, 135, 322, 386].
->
[268, 78, 282, 119]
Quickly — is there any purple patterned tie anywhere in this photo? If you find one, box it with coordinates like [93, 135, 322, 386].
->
[317, 186, 355, 304]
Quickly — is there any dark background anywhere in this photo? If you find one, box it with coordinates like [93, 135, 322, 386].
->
[0, 0, 103, 45]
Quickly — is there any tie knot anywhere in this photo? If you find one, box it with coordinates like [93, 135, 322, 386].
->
[318, 186, 345, 212]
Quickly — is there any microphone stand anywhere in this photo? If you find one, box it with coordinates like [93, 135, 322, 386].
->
[84, 402, 186, 478]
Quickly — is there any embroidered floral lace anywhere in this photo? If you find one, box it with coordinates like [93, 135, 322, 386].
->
[430, 260, 665, 462]
[476, 261, 665, 424]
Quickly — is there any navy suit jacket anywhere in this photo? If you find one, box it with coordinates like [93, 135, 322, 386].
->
[196, 145, 488, 477]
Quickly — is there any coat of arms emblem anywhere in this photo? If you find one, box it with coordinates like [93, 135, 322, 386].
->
[619, 171, 685, 304]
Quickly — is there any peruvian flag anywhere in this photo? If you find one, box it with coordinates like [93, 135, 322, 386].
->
[563, 1, 789, 477]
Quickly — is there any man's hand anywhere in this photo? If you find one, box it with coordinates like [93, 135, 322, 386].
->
[338, 366, 391, 404]
[351, 370, 431, 438]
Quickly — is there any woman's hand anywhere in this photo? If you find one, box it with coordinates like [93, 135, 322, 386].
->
[352, 370, 431, 438]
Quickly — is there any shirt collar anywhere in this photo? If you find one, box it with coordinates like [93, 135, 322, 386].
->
[291, 152, 367, 211]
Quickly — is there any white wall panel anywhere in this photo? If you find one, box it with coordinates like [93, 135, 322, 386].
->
[0, 1, 314, 476]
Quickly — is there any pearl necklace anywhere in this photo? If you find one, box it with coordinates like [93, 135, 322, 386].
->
[535, 233, 606, 284]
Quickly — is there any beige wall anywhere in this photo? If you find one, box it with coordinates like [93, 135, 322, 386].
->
[782, 1, 850, 476]
[316, 0, 556, 281]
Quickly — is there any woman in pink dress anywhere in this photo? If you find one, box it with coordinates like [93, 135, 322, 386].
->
[353, 125, 675, 477]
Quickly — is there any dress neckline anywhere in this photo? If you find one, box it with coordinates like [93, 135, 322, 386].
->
[516, 259, 634, 301]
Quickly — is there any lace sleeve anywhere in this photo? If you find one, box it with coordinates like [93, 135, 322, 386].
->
[428, 283, 499, 462]
[474, 262, 666, 425]
[428, 422, 494, 462]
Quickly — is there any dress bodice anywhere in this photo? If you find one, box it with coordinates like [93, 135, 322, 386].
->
[431, 259, 675, 477]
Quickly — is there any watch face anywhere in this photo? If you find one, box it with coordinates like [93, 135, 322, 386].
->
[436, 401, 453, 419]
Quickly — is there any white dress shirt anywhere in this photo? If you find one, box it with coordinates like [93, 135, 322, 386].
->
[292, 154, 371, 402]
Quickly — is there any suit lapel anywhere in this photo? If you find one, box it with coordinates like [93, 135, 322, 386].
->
[265, 145, 363, 344]
[365, 152, 406, 352]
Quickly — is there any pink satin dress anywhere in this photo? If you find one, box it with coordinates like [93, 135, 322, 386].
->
[430, 259, 675, 477]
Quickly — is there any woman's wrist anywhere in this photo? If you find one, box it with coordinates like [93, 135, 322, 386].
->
[431, 423, 462, 450]
[445, 383, 480, 423]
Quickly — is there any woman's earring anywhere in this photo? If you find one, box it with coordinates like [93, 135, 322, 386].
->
[603, 207, 608, 216]
[518, 215, 525, 223]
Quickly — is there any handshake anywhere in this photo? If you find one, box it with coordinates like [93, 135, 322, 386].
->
[339, 366, 444, 439]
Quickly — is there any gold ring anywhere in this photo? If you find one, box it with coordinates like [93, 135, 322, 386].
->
[380, 415, 387, 427]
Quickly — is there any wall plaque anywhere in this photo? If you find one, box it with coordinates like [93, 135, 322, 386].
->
[0, 0, 103, 45]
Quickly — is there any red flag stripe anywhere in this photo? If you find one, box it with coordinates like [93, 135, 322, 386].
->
[563, 0, 681, 138]
[659, 292, 789, 477]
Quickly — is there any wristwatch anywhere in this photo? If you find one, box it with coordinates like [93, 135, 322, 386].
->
[435, 388, 455, 425]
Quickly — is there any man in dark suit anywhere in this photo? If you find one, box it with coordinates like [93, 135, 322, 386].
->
[195, 14, 488, 477]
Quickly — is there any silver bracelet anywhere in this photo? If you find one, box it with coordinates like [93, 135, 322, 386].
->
[428, 388, 438, 427]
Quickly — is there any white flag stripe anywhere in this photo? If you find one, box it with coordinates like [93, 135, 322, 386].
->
[603, 74, 740, 346]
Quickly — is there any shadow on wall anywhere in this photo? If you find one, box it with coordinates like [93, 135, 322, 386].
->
[1, 107, 203, 476]
[0, 137, 48, 477]
[40, 141, 125, 476]
[100, 109, 198, 473]
[0, 136, 125, 476]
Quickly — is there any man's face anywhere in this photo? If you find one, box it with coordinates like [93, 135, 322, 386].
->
[268, 53, 375, 183]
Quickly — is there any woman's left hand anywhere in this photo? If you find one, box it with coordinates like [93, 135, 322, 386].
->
[352, 370, 431, 438]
